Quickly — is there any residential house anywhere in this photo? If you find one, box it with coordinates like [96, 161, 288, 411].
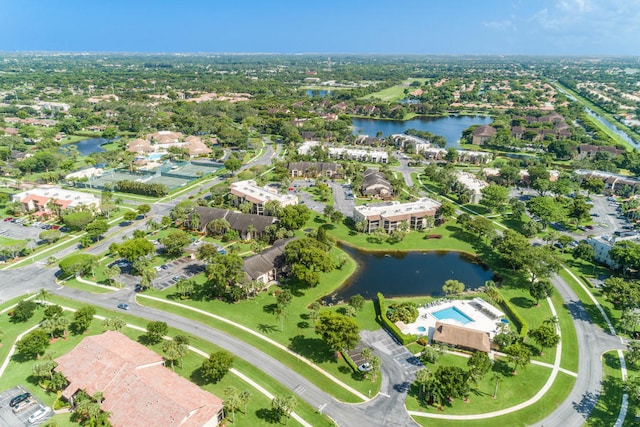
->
[472, 125, 497, 145]
[432, 321, 491, 352]
[328, 147, 388, 163]
[127, 139, 154, 154]
[287, 161, 339, 178]
[146, 131, 185, 144]
[576, 144, 624, 160]
[575, 169, 640, 192]
[360, 169, 393, 198]
[229, 180, 298, 215]
[190, 207, 278, 240]
[242, 238, 292, 288]
[55, 331, 224, 427]
[353, 197, 441, 233]
[12, 186, 100, 214]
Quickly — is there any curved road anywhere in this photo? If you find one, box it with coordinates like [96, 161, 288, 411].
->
[0, 144, 631, 426]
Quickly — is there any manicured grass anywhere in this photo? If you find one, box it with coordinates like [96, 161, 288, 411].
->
[0, 295, 332, 427]
[405, 352, 553, 415]
[411, 372, 575, 426]
[60, 278, 117, 294]
[0, 236, 23, 245]
[137, 244, 383, 402]
[586, 351, 624, 427]
[361, 79, 426, 102]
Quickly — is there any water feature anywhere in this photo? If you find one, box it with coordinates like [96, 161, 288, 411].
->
[333, 245, 493, 300]
[584, 108, 640, 149]
[351, 115, 492, 148]
[64, 137, 110, 156]
[306, 89, 332, 98]
[432, 306, 474, 325]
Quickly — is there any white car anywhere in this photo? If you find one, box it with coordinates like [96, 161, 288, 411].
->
[28, 405, 51, 424]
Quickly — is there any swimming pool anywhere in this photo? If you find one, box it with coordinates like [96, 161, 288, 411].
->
[147, 152, 164, 161]
[417, 326, 427, 333]
[432, 306, 473, 325]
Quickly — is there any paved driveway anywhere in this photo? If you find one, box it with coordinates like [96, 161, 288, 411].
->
[331, 182, 356, 218]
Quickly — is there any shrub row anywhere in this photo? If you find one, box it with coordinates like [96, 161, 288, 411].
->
[115, 180, 168, 197]
[376, 292, 417, 345]
[341, 350, 358, 373]
[496, 289, 529, 338]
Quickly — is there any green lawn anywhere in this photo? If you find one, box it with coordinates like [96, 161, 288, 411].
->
[137, 244, 382, 402]
[585, 351, 625, 427]
[0, 295, 333, 427]
[360, 79, 426, 102]
[60, 278, 117, 294]
[411, 372, 575, 427]
[405, 352, 553, 415]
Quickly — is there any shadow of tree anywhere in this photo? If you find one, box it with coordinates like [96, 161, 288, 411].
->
[257, 324, 279, 334]
[255, 408, 281, 424]
[288, 334, 333, 363]
[297, 321, 309, 329]
[263, 303, 278, 315]
[511, 297, 533, 309]
[572, 390, 599, 418]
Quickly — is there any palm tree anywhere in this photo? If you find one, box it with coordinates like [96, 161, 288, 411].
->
[38, 288, 50, 303]
[415, 368, 433, 398]
[490, 372, 504, 399]
[239, 390, 251, 414]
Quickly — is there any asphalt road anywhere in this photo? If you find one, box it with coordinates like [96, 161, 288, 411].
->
[49, 285, 417, 426]
[531, 273, 626, 427]
[330, 182, 355, 218]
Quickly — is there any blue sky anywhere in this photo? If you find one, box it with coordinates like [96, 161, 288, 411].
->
[0, 0, 638, 55]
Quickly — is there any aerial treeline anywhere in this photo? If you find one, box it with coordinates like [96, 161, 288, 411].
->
[115, 180, 168, 197]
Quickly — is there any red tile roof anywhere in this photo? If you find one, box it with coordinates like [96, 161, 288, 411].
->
[55, 331, 223, 427]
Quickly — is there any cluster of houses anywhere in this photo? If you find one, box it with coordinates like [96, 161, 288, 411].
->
[392, 134, 493, 165]
[575, 169, 640, 192]
[126, 131, 214, 160]
[297, 141, 389, 164]
[470, 113, 572, 147]
[353, 198, 441, 233]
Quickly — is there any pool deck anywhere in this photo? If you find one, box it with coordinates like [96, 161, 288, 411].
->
[400, 299, 505, 342]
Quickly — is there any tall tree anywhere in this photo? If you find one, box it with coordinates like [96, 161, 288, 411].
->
[315, 311, 360, 356]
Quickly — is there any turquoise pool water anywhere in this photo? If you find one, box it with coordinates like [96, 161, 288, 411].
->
[147, 152, 164, 161]
[417, 326, 427, 332]
[433, 306, 473, 325]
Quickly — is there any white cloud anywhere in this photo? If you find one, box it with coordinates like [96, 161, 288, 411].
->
[482, 20, 516, 32]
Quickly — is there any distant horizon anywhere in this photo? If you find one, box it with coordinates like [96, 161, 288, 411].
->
[1, 51, 639, 58]
[0, 1, 638, 56]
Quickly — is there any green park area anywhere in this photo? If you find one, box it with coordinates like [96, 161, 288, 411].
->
[361, 79, 426, 102]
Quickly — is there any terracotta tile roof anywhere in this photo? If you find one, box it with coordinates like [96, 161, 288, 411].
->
[55, 331, 223, 427]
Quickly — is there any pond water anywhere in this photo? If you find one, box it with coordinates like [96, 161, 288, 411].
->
[306, 89, 332, 97]
[64, 137, 109, 156]
[351, 115, 492, 148]
[332, 245, 494, 300]
[585, 108, 640, 148]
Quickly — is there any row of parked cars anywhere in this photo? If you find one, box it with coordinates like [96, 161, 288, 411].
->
[8, 391, 51, 423]
[3, 217, 62, 230]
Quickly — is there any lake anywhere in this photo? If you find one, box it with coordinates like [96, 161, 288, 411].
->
[332, 245, 494, 300]
[306, 89, 332, 98]
[64, 137, 109, 156]
[351, 115, 492, 148]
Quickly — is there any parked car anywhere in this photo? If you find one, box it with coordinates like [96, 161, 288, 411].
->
[28, 405, 51, 424]
[10, 392, 31, 407]
[117, 303, 129, 310]
[358, 363, 372, 372]
[12, 398, 35, 413]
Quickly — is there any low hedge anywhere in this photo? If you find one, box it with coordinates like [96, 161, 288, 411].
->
[341, 350, 358, 373]
[496, 289, 529, 338]
[376, 292, 417, 345]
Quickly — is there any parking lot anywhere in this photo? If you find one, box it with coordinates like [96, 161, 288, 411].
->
[0, 221, 45, 245]
[0, 386, 52, 427]
[116, 257, 205, 291]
